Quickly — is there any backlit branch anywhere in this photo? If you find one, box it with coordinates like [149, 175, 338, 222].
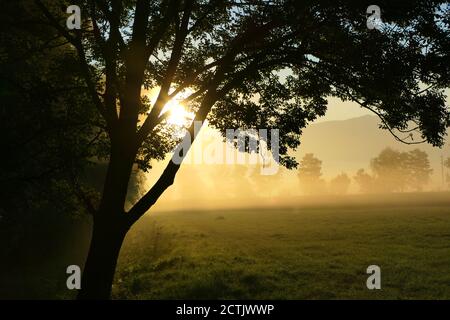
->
[304, 59, 427, 146]
[138, 0, 193, 143]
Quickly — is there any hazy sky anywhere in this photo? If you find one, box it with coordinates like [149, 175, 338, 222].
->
[138, 90, 449, 212]
[317, 98, 372, 122]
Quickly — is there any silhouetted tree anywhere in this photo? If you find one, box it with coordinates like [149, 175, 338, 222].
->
[405, 149, 433, 191]
[370, 148, 409, 192]
[9, 0, 450, 298]
[0, 0, 103, 264]
[444, 157, 450, 188]
[354, 169, 375, 193]
[355, 148, 433, 193]
[298, 153, 325, 195]
[329, 173, 351, 195]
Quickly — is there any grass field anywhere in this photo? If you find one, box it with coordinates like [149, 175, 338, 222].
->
[2, 194, 450, 299]
[112, 202, 450, 299]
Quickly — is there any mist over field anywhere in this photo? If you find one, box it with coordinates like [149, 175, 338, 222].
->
[143, 115, 450, 212]
[4, 193, 450, 300]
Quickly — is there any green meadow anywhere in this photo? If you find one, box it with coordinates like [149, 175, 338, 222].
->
[113, 202, 450, 299]
[2, 194, 450, 300]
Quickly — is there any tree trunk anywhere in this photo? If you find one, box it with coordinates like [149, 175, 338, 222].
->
[77, 132, 137, 299]
[77, 219, 128, 300]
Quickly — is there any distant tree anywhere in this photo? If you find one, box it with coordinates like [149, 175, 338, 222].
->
[405, 149, 433, 191]
[354, 169, 375, 194]
[329, 173, 351, 195]
[356, 148, 433, 193]
[370, 148, 409, 192]
[445, 157, 450, 188]
[298, 153, 325, 195]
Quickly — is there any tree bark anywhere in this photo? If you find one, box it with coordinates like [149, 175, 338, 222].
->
[76, 132, 137, 300]
[77, 218, 127, 300]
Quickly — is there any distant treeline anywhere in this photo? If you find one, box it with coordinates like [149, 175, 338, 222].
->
[298, 148, 450, 195]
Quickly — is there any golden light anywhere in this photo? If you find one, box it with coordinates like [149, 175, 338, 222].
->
[160, 100, 194, 127]
[144, 87, 195, 129]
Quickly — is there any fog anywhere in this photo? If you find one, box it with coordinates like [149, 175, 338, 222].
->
[136, 114, 450, 212]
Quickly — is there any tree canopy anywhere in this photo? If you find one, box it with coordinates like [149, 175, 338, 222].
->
[24, 0, 449, 217]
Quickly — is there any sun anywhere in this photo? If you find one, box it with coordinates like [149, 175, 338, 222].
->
[145, 87, 195, 128]
[160, 100, 194, 127]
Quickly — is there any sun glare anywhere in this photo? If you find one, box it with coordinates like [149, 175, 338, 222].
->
[160, 100, 194, 127]
[145, 87, 195, 129]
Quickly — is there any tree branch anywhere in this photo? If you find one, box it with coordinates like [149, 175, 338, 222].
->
[34, 0, 114, 132]
[137, 0, 193, 143]
[125, 53, 236, 226]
